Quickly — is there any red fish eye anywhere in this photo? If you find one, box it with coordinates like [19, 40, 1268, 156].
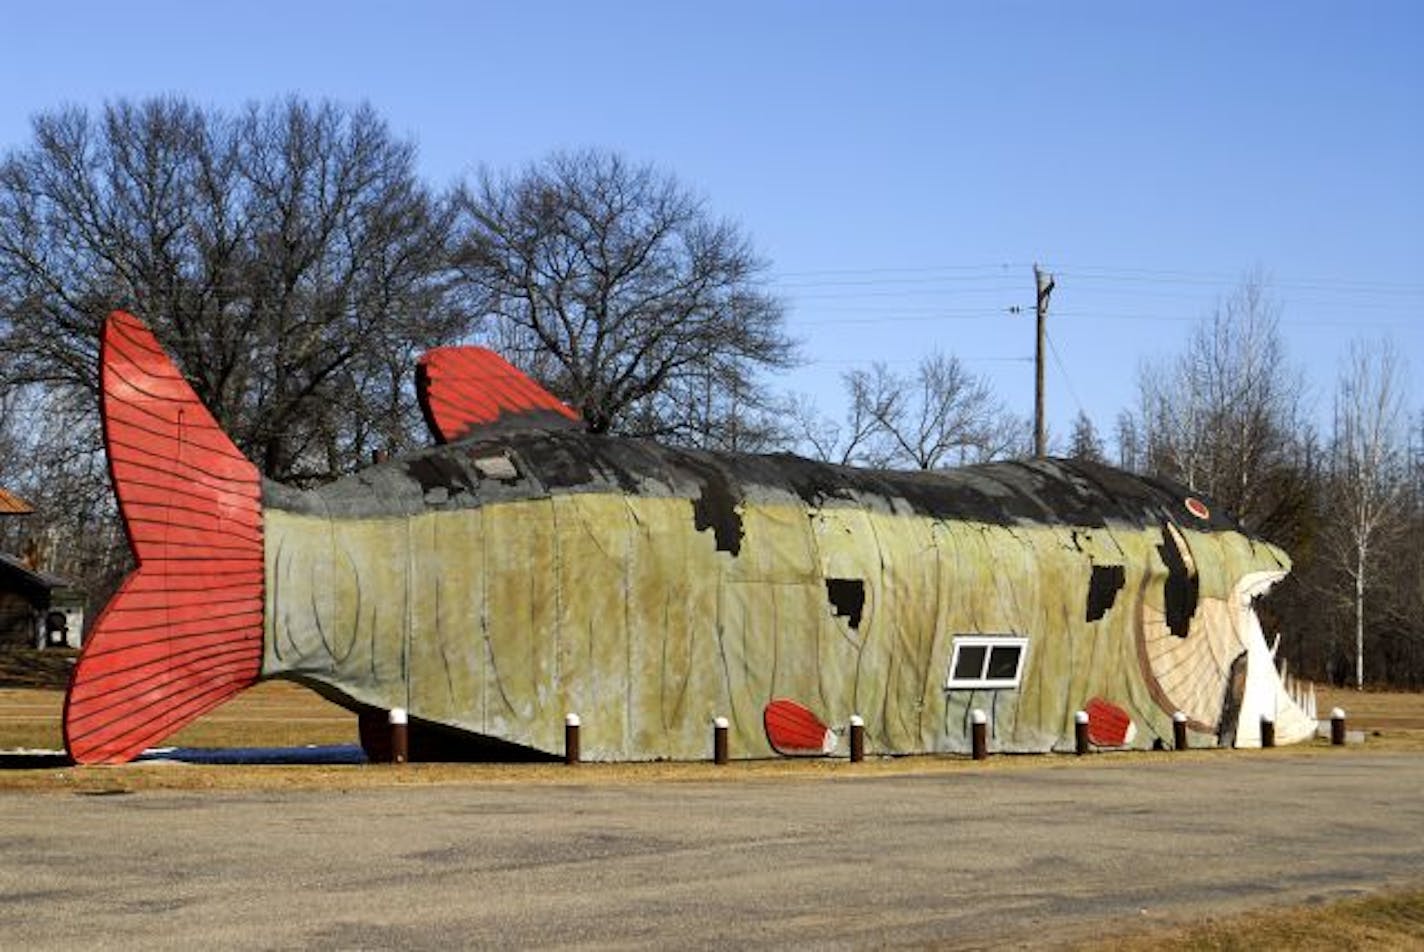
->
[1185, 497, 1210, 520]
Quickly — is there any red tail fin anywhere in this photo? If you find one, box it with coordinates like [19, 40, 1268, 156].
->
[416, 346, 579, 443]
[63, 312, 264, 765]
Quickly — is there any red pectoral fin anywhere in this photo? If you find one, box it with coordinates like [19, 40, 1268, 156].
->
[1084, 697, 1137, 747]
[63, 311, 264, 765]
[416, 346, 580, 443]
[764, 699, 837, 757]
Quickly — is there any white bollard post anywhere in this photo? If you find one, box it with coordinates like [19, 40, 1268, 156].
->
[1172, 711, 1188, 751]
[564, 713, 581, 765]
[389, 707, 408, 764]
[849, 714, 865, 763]
[971, 708, 988, 761]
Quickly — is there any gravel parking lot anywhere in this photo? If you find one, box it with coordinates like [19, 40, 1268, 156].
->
[2, 750, 1421, 949]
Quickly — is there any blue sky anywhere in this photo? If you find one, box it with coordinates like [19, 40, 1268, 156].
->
[2, 1, 1419, 449]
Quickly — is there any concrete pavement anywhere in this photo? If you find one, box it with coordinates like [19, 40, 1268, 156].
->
[2, 751, 1421, 949]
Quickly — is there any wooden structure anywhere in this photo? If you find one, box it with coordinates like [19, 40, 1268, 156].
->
[0, 486, 34, 516]
[0, 552, 81, 649]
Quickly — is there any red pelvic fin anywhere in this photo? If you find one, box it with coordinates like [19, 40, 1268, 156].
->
[1084, 697, 1137, 747]
[416, 346, 580, 443]
[63, 311, 265, 765]
[764, 698, 837, 757]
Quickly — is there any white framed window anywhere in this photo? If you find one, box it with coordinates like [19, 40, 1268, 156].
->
[945, 636, 1029, 690]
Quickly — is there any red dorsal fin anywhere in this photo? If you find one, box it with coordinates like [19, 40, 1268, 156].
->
[764, 699, 837, 757]
[416, 347, 580, 443]
[63, 311, 264, 765]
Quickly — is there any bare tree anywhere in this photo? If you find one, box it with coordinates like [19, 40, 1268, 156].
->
[1114, 410, 1142, 471]
[0, 387, 32, 556]
[633, 367, 791, 454]
[0, 386, 130, 604]
[1067, 410, 1105, 463]
[794, 353, 1022, 470]
[868, 353, 1024, 469]
[788, 388, 886, 467]
[1130, 272, 1308, 535]
[452, 149, 795, 439]
[1326, 340, 1410, 689]
[0, 96, 462, 483]
[0, 387, 21, 487]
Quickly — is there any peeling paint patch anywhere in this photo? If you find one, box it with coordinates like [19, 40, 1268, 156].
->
[472, 452, 519, 482]
[680, 456, 744, 555]
[1086, 564, 1126, 622]
[825, 578, 865, 629]
[1157, 524, 1199, 638]
[404, 455, 479, 497]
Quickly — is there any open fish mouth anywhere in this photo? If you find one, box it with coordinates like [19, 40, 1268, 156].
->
[1233, 570, 1318, 747]
[1140, 562, 1317, 748]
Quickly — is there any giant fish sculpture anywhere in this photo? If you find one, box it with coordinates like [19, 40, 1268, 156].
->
[65, 312, 1318, 764]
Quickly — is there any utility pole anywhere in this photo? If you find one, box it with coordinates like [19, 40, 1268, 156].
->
[1033, 264, 1055, 458]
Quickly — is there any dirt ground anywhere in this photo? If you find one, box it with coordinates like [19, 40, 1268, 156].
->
[4, 645, 1418, 753]
[2, 676, 1422, 795]
[2, 678, 1421, 753]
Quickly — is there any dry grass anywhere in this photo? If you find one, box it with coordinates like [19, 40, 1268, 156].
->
[0, 680, 357, 751]
[1316, 686, 1424, 731]
[3, 678, 1422, 794]
[0, 671, 1418, 796]
[1079, 887, 1424, 951]
[5, 648, 1419, 754]
[0, 648, 76, 689]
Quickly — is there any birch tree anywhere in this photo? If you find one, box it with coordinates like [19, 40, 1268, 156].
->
[1328, 340, 1409, 689]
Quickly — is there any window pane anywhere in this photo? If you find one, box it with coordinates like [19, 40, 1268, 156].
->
[952, 645, 987, 681]
[986, 646, 1021, 681]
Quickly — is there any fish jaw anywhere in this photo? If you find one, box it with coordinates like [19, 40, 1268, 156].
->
[1231, 569, 1318, 747]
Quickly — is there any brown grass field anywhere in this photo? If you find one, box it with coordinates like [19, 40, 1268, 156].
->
[1076, 887, 1424, 951]
[3, 659, 1422, 947]
[2, 671, 1422, 767]
[1, 673, 1420, 794]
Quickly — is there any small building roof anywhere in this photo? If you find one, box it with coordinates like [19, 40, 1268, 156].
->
[0, 487, 34, 515]
[0, 551, 70, 596]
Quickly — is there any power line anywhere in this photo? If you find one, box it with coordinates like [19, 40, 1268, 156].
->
[1045, 327, 1088, 421]
[788, 309, 1014, 326]
[772, 262, 1024, 279]
[771, 273, 1023, 290]
[1044, 264, 1424, 294]
[773, 278, 1421, 306]
[1051, 309, 1419, 328]
[766, 261, 1424, 296]
[781, 286, 1021, 301]
[802, 355, 1032, 367]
